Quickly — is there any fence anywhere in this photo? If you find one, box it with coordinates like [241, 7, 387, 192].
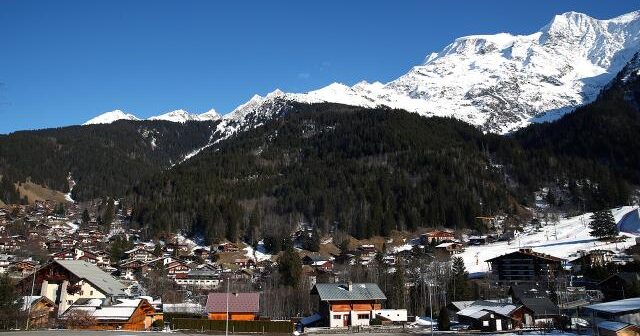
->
[172, 318, 294, 333]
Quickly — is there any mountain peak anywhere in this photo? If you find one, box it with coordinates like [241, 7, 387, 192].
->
[83, 110, 139, 125]
[149, 109, 196, 123]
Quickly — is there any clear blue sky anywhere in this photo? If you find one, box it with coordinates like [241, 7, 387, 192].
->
[1, 1, 638, 134]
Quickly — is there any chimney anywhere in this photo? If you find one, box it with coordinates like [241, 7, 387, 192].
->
[347, 281, 353, 291]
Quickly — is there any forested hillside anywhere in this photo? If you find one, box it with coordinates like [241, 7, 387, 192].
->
[129, 94, 635, 243]
[0, 120, 217, 202]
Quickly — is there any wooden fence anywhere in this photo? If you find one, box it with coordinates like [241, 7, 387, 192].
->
[172, 318, 294, 333]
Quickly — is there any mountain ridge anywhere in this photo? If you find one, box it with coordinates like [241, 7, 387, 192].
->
[84, 10, 640, 135]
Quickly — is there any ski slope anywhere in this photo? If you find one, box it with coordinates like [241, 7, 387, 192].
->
[461, 206, 640, 276]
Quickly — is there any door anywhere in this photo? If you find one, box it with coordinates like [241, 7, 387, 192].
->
[496, 319, 502, 331]
[343, 314, 350, 327]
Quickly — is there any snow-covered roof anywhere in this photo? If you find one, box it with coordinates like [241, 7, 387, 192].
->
[457, 301, 518, 319]
[585, 297, 640, 314]
[598, 321, 635, 332]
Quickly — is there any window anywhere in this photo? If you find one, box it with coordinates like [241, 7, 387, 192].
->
[333, 315, 341, 320]
[358, 314, 369, 320]
[482, 321, 489, 327]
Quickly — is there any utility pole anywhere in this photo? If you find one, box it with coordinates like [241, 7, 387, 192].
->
[226, 278, 230, 336]
[428, 281, 434, 336]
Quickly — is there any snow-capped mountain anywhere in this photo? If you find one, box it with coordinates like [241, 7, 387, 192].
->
[149, 109, 221, 123]
[85, 11, 640, 135]
[83, 110, 140, 125]
[221, 10, 640, 134]
[84, 109, 221, 125]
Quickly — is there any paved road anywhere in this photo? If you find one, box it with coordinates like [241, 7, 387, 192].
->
[0, 331, 223, 336]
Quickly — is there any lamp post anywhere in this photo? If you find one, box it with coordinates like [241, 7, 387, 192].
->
[226, 278, 230, 336]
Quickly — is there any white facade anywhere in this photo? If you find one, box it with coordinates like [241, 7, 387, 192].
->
[372, 309, 408, 322]
[40, 279, 107, 315]
[328, 310, 372, 328]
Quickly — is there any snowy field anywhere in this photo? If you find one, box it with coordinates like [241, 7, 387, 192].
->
[461, 206, 640, 275]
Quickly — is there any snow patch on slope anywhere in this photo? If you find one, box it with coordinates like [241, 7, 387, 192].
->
[460, 206, 639, 275]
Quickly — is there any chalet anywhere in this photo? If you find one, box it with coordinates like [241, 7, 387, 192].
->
[217, 242, 239, 253]
[14, 260, 38, 276]
[311, 282, 386, 328]
[174, 269, 221, 289]
[18, 259, 127, 315]
[569, 250, 614, 272]
[192, 247, 211, 260]
[233, 258, 256, 268]
[421, 230, 455, 245]
[486, 248, 564, 284]
[435, 242, 464, 254]
[302, 255, 334, 271]
[125, 247, 156, 262]
[61, 298, 161, 331]
[206, 292, 260, 321]
[468, 236, 489, 245]
[599, 273, 640, 301]
[584, 297, 640, 326]
[597, 321, 640, 336]
[166, 259, 191, 278]
[21, 296, 56, 329]
[517, 297, 560, 327]
[456, 300, 532, 332]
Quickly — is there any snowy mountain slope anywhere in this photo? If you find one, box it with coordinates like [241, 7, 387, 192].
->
[84, 109, 221, 125]
[84, 11, 640, 135]
[83, 110, 140, 125]
[221, 11, 640, 134]
[460, 206, 639, 275]
[148, 109, 221, 123]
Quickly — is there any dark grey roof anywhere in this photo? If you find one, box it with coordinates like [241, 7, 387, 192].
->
[519, 297, 560, 316]
[312, 283, 386, 301]
[54, 260, 126, 296]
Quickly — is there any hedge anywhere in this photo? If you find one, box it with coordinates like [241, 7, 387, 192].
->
[172, 318, 294, 333]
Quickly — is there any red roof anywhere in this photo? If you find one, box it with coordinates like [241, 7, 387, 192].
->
[206, 292, 260, 313]
[427, 230, 454, 237]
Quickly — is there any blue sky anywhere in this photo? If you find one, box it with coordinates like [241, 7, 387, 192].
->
[1, 1, 638, 134]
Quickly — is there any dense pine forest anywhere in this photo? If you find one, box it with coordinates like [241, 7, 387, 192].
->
[0, 120, 217, 201]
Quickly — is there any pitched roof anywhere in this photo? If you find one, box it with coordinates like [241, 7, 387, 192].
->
[206, 292, 260, 313]
[519, 297, 559, 316]
[311, 283, 386, 301]
[598, 321, 636, 332]
[599, 272, 640, 286]
[63, 298, 150, 321]
[457, 300, 519, 319]
[585, 297, 640, 314]
[486, 248, 564, 263]
[53, 260, 126, 296]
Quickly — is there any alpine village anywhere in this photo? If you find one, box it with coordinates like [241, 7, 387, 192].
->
[1, 4, 640, 336]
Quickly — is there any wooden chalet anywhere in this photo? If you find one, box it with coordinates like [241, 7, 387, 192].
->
[61, 298, 161, 331]
[486, 248, 564, 284]
[206, 292, 260, 321]
[311, 282, 386, 328]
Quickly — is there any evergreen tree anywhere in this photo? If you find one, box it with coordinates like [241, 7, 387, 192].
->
[437, 306, 450, 331]
[278, 247, 302, 287]
[589, 210, 618, 239]
[450, 256, 471, 300]
[0, 275, 21, 330]
[302, 228, 321, 252]
[81, 209, 91, 225]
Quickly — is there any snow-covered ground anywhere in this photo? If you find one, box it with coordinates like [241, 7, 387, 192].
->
[461, 206, 640, 275]
[244, 240, 274, 262]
